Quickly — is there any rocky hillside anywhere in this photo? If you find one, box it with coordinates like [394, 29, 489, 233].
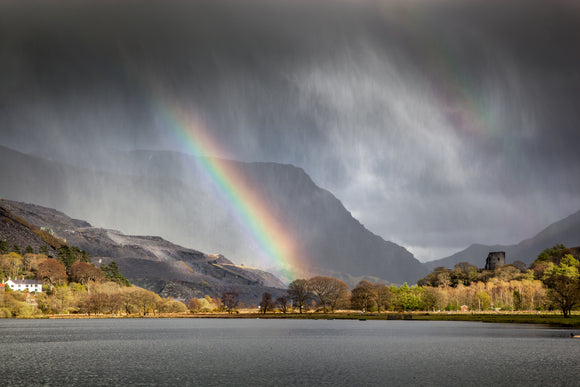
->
[1, 199, 286, 303]
[0, 205, 57, 257]
[426, 209, 580, 270]
[0, 146, 427, 284]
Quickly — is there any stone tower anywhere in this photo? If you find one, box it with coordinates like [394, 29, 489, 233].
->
[484, 251, 505, 271]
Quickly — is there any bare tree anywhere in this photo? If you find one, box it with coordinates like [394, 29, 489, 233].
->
[221, 292, 239, 314]
[308, 276, 333, 313]
[327, 278, 350, 312]
[308, 276, 350, 313]
[512, 260, 528, 272]
[287, 279, 309, 313]
[188, 298, 202, 312]
[70, 261, 104, 285]
[275, 296, 289, 313]
[81, 293, 108, 315]
[36, 259, 68, 288]
[375, 283, 393, 313]
[259, 292, 274, 314]
[351, 280, 377, 312]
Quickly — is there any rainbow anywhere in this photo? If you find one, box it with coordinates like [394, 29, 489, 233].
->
[156, 102, 302, 280]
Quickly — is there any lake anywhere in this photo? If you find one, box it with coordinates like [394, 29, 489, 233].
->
[0, 319, 578, 386]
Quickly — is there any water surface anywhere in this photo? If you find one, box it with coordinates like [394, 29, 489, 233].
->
[1, 319, 578, 386]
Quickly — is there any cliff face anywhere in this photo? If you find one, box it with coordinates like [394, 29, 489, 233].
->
[0, 146, 428, 284]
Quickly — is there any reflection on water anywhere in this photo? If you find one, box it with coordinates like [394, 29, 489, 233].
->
[0, 319, 578, 386]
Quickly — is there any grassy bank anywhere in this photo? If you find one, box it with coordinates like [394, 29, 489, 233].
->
[30, 311, 580, 328]
[410, 312, 580, 328]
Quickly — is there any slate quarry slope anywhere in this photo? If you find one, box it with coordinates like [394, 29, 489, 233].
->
[1, 199, 286, 302]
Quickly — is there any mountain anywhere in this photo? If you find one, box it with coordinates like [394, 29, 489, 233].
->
[426, 209, 580, 270]
[0, 145, 427, 284]
[0, 199, 286, 303]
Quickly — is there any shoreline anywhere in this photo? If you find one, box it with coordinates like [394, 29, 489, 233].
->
[9, 311, 580, 328]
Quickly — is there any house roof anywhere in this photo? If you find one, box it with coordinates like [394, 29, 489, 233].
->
[7, 279, 42, 285]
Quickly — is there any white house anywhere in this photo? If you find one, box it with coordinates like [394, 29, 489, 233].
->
[4, 278, 43, 293]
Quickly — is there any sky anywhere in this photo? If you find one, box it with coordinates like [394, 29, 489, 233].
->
[1, 0, 580, 261]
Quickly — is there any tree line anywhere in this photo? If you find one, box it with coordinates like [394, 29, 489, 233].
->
[2, 242, 578, 318]
[0, 242, 129, 288]
[250, 245, 579, 317]
[0, 241, 138, 317]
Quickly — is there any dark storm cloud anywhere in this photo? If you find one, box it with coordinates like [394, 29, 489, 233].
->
[1, 0, 579, 260]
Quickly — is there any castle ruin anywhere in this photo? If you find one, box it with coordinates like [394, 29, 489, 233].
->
[484, 251, 505, 271]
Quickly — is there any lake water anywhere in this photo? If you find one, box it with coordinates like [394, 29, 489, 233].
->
[0, 318, 578, 386]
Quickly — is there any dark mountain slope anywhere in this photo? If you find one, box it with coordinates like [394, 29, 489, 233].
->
[0, 146, 427, 284]
[426, 209, 580, 270]
[0, 205, 57, 257]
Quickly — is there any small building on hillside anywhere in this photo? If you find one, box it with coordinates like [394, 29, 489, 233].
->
[460, 305, 469, 312]
[484, 251, 506, 271]
[4, 278, 43, 293]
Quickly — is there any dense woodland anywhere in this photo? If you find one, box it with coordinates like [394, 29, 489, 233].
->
[1, 241, 579, 318]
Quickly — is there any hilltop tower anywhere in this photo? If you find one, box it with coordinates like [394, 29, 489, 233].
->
[484, 251, 505, 271]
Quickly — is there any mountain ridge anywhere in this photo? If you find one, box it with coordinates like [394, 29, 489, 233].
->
[0, 145, 427, 284]
[426, 209, 580, 270]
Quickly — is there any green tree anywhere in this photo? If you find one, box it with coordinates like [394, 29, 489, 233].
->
[474, 291, 491, 311]
[536, 244, 566, 262]
[11, 245, 21, 255]
[393, 283, 422, 311]
[39, 245, 49, 257]
[57, 246, 91, 273]
[100, 261, 130, 286]
[420, 287, 441, 311]
[0, 240, 9, 254]
[542, 254, 580, 317]
[453, 262, 478, 285]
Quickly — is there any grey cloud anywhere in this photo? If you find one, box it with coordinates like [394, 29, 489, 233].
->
[1, 0, 579, 261]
